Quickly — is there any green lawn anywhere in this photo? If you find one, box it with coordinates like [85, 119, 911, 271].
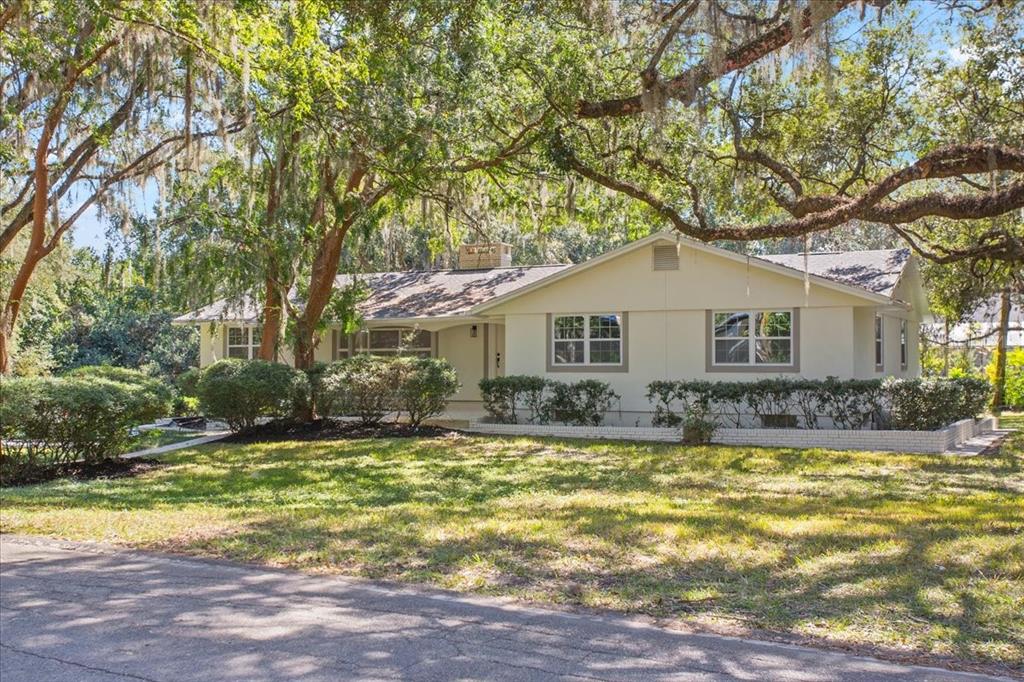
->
[2, 420, 1022, 669]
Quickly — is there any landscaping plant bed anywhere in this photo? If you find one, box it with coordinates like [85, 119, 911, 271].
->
[222, 418, 455, 444]
[1, 457, 164, 488]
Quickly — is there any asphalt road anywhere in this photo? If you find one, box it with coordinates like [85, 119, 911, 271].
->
[0, 535, 1012, 681]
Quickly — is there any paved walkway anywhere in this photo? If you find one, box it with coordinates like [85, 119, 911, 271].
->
[0, 536, 1012, 682]
[120, 431, 231, 459]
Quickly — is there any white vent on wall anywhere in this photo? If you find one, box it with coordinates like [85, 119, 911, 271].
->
[652, 244, 679, 271]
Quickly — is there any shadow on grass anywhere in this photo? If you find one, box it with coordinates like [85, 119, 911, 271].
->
[2, 433, 1022, 667]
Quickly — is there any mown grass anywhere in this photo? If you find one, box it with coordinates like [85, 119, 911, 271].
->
[2, 419, 1022, 669]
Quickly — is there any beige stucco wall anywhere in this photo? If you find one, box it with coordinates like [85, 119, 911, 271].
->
[488, 240, 873, 316]
[496, 240, 921, 418]
[504, 309, 861, 414]
[191, 240, 922, 416]
[437, 323, 486, 401]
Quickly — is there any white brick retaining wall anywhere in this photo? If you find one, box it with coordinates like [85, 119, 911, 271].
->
[464, 416, 998, 454]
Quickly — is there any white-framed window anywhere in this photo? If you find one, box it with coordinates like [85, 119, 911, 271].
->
[226, 326, 261, 360]
[712, 310, 793, 366]
[874, 315, 884, 370]
[342, 328, 432, 358]
[900, 319, 908, 370]
[552, 314, 622, 366]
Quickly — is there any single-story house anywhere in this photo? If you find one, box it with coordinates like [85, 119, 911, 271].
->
[174, 232, 927, 424]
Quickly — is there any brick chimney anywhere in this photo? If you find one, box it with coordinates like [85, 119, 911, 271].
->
[457, 243, 512, 269]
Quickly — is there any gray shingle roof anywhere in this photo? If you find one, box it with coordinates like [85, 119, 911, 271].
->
[757, 248, 910, 297]
[174, 246, 911, 324]
[173, 265, 569, 323]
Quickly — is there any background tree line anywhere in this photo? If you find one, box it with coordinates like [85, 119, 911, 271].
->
[3, 0, 1021, 395]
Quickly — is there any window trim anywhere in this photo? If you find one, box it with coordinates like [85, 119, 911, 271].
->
[705, 309, 800, 373]
[899, 318, 908, 371]
[546, 312, 629, 373]
[334, 326, 435, 360]
[224, 325, 261, 360]
[875, 314, 884, 371]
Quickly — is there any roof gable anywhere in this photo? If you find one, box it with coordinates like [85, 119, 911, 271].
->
[471, 232, 901, 314]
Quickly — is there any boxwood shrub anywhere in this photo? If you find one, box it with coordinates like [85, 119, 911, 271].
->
[646, 376, 989, 431]
[479, 375, 551, 424]
[479, 376, 619, 425]
[316, 356, 460, 426]
[394, 357, 460, 427]
[195, 359, 309, 431]
[317, 355, 402, 425]
[884, 376, 991, 431]
[1, 367, 173, 480]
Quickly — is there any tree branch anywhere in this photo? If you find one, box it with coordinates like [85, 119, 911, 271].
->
[559, 136, 1024, 261]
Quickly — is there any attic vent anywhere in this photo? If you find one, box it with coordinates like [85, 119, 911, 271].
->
[652, 245, 679, 271]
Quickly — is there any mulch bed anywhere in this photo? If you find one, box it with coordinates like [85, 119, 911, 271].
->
[1, 457, 165, 488]
[222, 419, 456, 444]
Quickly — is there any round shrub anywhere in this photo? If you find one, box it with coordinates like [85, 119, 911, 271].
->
[66, 364, 173, 412]
[175, 367, 203, 398]
[547, 379, 619, 426]
[196, 359, 309, 431]
[479, 375, 550, 424]
[394, 357, 460, 427]
[317, 355, 401, 425]
[1, 371, 173, 472]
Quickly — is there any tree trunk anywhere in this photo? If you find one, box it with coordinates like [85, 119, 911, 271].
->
[257, 276, 283, 361]
[292, 222, 350, 370]
[992, 289, 1011, 413]
[0, 120, 54, 374]
[942, 319, 950, 377]
[291, 161, 368, 371]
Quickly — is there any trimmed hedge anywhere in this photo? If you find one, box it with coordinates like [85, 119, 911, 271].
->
[394, 357, 460, 427]
[647, 376, 989, 431]
[884, 376, 991, 431]
[195, 359, 309, 431]
[1, 367, 173, 480]
[479, 376, 620, 426]
[479, 375, 550, 424]
[317, 356, 460, 426]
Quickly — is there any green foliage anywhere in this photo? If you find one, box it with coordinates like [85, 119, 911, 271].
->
[546, 379, 620, 427]
[647, 377, 987, 432]
[813, 378, 885, 431]
[480, 376, 618, 426]
[989, 348, 1024, 409]
[883, 377, 991, 431]
[394, 357, 460, 427]
[195, 360, 309, 431]
[316, 356, 459, 427]
[317, 356, 401, 426]
[175, 367, 203, 398]
[479, 375, 551, 425]
[681, 403, 718, 445]
[0, 369, 173, 480]
[13, 262, 199, 382]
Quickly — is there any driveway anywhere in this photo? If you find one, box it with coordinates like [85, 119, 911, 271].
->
[0, 535, 1011, 681]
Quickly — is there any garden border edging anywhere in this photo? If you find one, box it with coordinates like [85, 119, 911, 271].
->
[463, 417, 998, 454]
